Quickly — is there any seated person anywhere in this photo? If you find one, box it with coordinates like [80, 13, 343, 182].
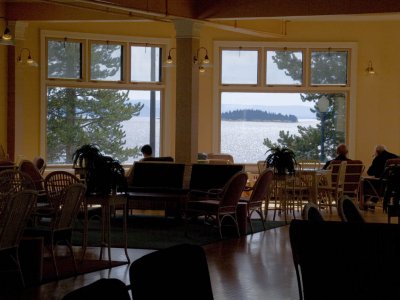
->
[322, 143, 351, 170]
[363, 144, 399, 210]
[139, 144, 174, 162]
[367, 144, 399, 178]
[140, 144, 153, 160]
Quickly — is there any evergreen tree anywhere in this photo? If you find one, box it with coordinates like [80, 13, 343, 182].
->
[47, 41, 143, 163]
[263, 51, 346, 160]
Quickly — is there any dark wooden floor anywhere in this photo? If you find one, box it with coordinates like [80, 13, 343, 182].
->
[7, 205, 390, 300]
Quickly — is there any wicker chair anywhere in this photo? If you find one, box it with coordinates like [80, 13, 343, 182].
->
[317, 161, 347, 213]
[18, 159, 47, 201]
[0, 169, 35, 213]
[33, 156, 46, 175]
[301, 202, 324, 221]
[337, 195, 365, 223]
[239, 168, 274, 233]
[44, 171, 81, 209]
[25, 183, 87, 278]
[185, 171, 248, 238]
[0, 190, 38, 288]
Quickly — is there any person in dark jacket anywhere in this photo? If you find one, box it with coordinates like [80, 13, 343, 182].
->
[367, 144, 399, 178]
[322, 143, 351, 170]
[363, 144, 399, 210]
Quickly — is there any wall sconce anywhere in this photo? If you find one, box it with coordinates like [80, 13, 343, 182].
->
[17, 48, 39, 67]
[166, 47, 176, 64]
[366, 60, 376, 75]
[193, 46, 211, 73]
[162, 47, 176, 68]
[0, 18, 15, 46]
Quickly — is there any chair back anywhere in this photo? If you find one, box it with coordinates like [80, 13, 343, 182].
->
[18, 159, 45, 192]
[248, 169, 274, 208]
[141, 156, 174, 162]
[0, 169, 35, 193]
[328, 160, 347, 190]
[52, 183, 86, 231]
[297, 159, 321, 170]
[0, 169, 35, 213]
[0, 190, 38, 250]
[189, 163, 244, 191]
[45, 171, 81, 208]
[129, 243, 214, 300]
[301, 202, 324, 221]
[219, 171, 248, 210]
[207, 153, 234, 164]
[337, 195, 365, 222]
[343, 160, 365, 199]
[207, 158, 232, 165]
[385, 158, 400, 168]
[290, 220, 400, 300]
[257, 160, 267, 173]
[130, 161, 185, 190]
[33, 156, 46, 175]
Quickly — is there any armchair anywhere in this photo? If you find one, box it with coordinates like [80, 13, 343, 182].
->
[185, 171, 248, 238]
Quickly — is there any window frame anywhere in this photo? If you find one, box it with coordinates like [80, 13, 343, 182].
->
[40, 30, 173, 165]
[129, 43, 164, 84]
[88, 40, 127, 83]
[45, 37, 86, 81]
[212, 41, 357, 161]
[309, 48, 351, 87]
[265, 47, 305, 87]
[219, 47, 262, 87]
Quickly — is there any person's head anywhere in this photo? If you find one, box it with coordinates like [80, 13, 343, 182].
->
[374, 144, 387, 156]
[336, 143, 348, 156]
[140, 144, 153, 158]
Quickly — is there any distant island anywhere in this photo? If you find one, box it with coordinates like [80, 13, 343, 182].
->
[221, 109, 298, 122]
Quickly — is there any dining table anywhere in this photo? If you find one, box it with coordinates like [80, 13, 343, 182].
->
[294, 168, 332, 204]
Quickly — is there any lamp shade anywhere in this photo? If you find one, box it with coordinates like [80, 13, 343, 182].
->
[317, 96, 329, 113]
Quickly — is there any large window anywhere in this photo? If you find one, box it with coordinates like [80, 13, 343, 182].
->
[217, 42, 353, 164]
[44, 34, 166, 165]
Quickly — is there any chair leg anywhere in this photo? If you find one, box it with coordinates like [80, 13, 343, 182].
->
[48, 238, 59, 278]
[65, 240, 78, 275]
[257, 209, 266, 230]
[217, 214, 223, 239]
[13, 248, 25, 288]
[122, 203, 130, 263]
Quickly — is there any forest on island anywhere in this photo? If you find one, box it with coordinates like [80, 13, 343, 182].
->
[221, 109, 298, 122]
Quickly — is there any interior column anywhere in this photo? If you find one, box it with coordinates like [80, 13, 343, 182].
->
[173, 19, 200, 164]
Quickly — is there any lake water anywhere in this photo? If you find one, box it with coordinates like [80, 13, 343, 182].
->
[122, 117, 319, 164]
[221, 119, 319, 163]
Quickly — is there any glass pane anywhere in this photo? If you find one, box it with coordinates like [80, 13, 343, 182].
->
[266, 50, 303, 85]
[220, 92, 346, 163]
[311, 50, 348, 85]
[46, 87, 160, 164]
[90, 43, 123, 81]
[131, 46, 161, 82]
[47, 40, 82, 79]
[221, 50, 258, 84]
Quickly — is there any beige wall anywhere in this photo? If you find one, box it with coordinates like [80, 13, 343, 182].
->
[2, 17, 400, 167]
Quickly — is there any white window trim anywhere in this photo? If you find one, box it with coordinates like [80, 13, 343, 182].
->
[212, 40, 358, 157]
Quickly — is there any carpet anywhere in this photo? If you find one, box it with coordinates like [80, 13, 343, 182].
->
[72, 215, 287, 250]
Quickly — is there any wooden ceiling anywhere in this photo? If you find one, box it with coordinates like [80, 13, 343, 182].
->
[4, 0, 400, 22]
